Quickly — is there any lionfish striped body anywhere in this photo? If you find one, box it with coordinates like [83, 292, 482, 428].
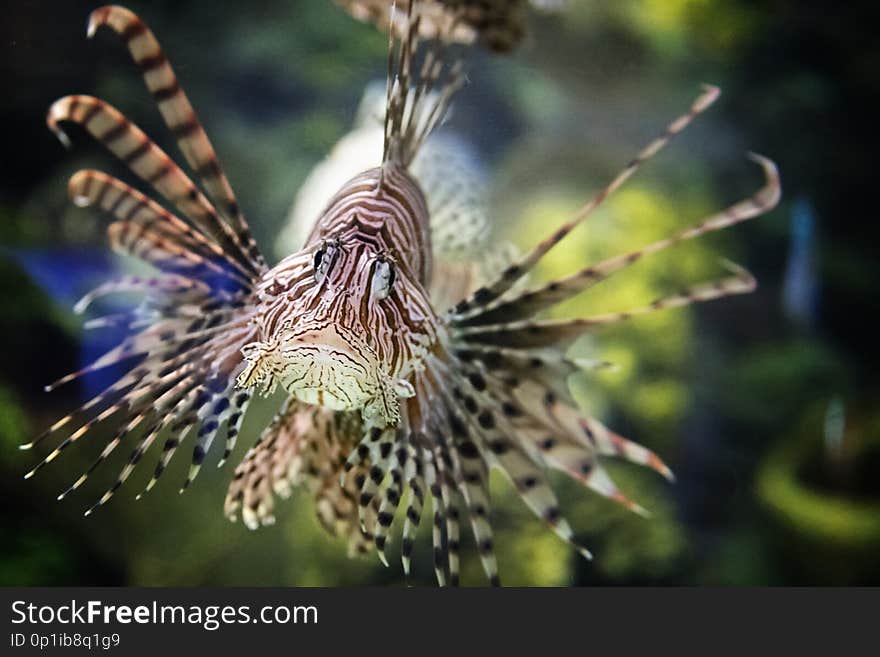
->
[26, 4, 780, 584]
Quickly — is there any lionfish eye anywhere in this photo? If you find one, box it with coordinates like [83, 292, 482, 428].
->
[313, 241, 339, 283]
[371, 259, 396, 300]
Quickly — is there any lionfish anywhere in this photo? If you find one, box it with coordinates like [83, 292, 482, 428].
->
[24, 2, 780, 585]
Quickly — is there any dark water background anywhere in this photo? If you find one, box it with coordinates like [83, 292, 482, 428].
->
[1, 0, 878, 585]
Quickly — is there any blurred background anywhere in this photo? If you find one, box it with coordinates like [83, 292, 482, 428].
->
[1, 0, 877, 586]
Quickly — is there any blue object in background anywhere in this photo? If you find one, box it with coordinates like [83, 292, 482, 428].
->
[782, 198, 820, 331]
[1, 246, 127, 397]
[0, 246, 116, 310]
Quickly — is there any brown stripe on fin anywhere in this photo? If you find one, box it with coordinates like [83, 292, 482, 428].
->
[448, 85, 723, 317]
[47, 95, 258, 276]
[453, 155, 780, 327]
[87, 5, 265, 270]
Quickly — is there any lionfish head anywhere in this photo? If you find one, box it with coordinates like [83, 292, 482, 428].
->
[237, 167, 437, 429]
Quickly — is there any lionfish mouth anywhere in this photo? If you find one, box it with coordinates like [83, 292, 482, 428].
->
[236, 333, 407, 428]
